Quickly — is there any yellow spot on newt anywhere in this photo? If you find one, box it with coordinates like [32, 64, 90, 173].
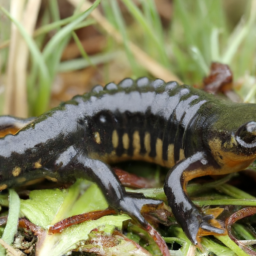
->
[144, 132, 151, 154]
[17, 177, 26, 183]
[24, 178, 44, 186]
[133, 131, 140, 155]
[112, 130, 118, 148]
[0, 184, 7, 190]
[179, 149, 185, 161]
[46, 176, 58, 182]
[12, 167, 21, 177]
[94, 132, 101, 144]
[156, 138, 164, 165]
[167, 144, 174, 166]
[34, 159, 42, 169]
[122, 133, 129, 150]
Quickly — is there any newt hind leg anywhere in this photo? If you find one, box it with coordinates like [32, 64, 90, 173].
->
[164, 152, 224, 244]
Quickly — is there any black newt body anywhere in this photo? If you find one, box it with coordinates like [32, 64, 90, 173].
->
[1, 77, 256, 245]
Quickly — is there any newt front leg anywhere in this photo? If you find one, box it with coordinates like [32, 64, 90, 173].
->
[54, 150, 162, 226]
[164, 152, 224, 244]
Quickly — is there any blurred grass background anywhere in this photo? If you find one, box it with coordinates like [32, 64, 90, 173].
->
[0, 0, 255, 117]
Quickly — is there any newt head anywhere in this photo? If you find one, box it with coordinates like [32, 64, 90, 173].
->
[208, 121, 256, 173]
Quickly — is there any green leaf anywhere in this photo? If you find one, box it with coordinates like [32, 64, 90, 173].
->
[20, 180, 108, 228]
[20, 180, 130, 256]
[37, 215, 130, 256]
[69, 182, 108, 216]
[20, 189, 67, 228]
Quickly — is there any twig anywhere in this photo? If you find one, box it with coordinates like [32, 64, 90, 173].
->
[15, 0, 41, 117]
[0, 239, 25, 256]
[3, 0, 41, 117]
[3, 0, 25, 115]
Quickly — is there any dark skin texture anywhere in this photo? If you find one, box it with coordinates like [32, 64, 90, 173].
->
[1, 78, 256, 246]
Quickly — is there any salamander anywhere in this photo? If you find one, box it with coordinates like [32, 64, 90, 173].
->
[1, 77, 256, 246]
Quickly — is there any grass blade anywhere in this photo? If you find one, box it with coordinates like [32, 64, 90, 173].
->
[121, 0, 170, 67]
[33, 0, 101, 114]
[0, 190, 20, 254]
[42, 0, 101, 62]
[72, 31, 93, 67]
[0, 6, 50, 115]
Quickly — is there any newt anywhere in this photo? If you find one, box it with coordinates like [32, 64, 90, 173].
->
[1, 77, 256, 246]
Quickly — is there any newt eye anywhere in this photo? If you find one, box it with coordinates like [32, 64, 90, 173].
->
[236, 121, 256, 145]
